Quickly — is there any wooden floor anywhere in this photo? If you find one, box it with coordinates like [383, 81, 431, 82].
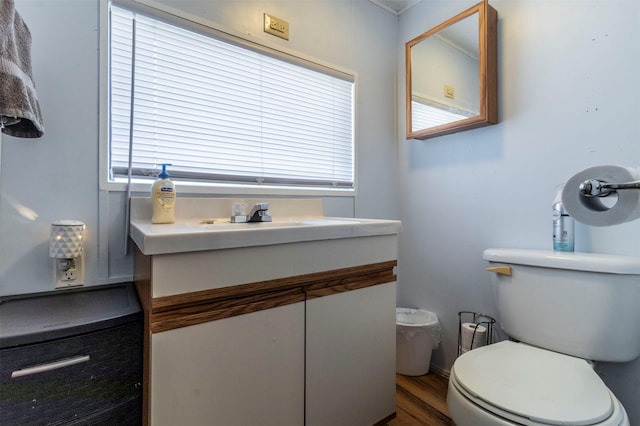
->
[388, 372, 454, 426]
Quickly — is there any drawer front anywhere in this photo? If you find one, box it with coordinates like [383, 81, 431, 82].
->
[0, 322, 142, 426]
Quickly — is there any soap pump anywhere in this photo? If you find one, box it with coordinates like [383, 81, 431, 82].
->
[151, 163, 176, 224]
[552, 184, 574, 252]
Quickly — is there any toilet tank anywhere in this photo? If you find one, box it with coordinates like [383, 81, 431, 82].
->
[483, 248, 640, 362]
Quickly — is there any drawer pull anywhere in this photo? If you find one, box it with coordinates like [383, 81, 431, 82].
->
[11, 355, 90, 378]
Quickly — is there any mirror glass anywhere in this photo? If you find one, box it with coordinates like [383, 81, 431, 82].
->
[406, 1, 497, 140]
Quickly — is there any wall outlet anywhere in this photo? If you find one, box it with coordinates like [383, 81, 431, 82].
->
[264, 13, 289, 40]
[444, 84, 455, 99]
[54, 257, 85, 288]
[61, 270, 77, 281]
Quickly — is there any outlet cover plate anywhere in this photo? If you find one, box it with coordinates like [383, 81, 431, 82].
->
[264, 13, 289, 40]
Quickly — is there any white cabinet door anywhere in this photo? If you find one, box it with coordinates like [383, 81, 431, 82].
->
[150, 302, 305, 426]
[306, 282, 397, 426]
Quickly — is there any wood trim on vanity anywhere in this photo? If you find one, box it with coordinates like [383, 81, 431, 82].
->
[150, 288, 305, 333]
[133, 248, 152, 426]
[150, 260, 398, 314]
[134, 251, 397, 334]
[305, 265, 397, 299]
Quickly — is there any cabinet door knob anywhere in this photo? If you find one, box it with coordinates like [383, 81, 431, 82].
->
[485, 266, 512, 276]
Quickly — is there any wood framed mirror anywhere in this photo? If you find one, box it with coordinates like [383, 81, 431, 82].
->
[406, 1, 497, 140]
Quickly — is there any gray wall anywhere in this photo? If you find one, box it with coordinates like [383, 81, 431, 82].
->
[0, 0, 399, 295]
[398, 0, 640, 421]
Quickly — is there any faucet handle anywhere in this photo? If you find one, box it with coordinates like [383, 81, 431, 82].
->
[253, 202, 269, 211]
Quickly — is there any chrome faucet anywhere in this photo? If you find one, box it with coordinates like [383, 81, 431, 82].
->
[247, 203, 272, 222]
[231, 202, 272, 223]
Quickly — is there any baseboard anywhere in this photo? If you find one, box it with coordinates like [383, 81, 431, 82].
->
[429, 365, 450, 379]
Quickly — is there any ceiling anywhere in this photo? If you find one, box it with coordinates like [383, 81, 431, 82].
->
[368, 0, 421, 15]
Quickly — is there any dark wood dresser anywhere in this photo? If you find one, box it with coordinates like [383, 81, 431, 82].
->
[0, 283, 143, 425]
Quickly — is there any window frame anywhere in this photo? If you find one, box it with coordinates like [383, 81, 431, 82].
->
[98, 0, 358, 196]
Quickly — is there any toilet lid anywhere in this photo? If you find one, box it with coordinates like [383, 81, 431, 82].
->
[453, 341, 613, 425]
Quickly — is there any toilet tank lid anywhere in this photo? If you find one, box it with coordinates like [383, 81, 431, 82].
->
[483, 248, 640, 275]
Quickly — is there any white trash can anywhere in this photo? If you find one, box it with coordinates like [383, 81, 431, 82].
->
[396, 308, 441, 376]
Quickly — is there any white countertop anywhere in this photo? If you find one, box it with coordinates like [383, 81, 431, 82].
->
[129, 197, 401, 255]
[130, 217, 402, 255]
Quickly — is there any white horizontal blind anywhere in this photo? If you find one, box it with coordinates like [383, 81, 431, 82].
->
[109, 5, 355, 188]
[411, 98, 470, 130]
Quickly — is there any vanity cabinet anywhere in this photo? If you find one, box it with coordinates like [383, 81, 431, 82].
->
[133, 220, 399, 426]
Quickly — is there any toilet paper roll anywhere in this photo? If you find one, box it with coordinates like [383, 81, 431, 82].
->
[461, 322, 487, 351]
[562, 165, 640, 226]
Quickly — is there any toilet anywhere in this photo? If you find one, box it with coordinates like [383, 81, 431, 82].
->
[447, 248, 640, 426]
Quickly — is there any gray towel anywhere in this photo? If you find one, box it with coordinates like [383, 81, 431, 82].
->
[0, 0, 44, 138]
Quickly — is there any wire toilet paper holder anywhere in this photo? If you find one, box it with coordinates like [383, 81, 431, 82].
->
[457, 311, 496, 356]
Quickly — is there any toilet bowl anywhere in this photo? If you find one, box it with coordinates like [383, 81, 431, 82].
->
[447, 341, 629, 426]
[447, 249, 640, 426]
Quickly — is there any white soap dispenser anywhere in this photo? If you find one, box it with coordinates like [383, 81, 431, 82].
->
[151, 163, 176, 224]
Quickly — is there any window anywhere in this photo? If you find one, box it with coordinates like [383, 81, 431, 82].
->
[108, 1, 355, 192]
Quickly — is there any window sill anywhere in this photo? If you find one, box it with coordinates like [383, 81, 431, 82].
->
[102, 178, 356, 197]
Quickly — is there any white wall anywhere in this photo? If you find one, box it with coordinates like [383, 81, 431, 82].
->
[398, 0, 640, 421]
[0, 0, 398, 295]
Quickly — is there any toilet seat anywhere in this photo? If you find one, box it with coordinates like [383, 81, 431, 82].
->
[450, 341, 627, 425]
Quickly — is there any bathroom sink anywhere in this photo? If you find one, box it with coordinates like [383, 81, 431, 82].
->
[197, 218, 362, 228]
[299, 218, 363, 226]
[197, 219, 306, 228]
[130, 216, 400, 255]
